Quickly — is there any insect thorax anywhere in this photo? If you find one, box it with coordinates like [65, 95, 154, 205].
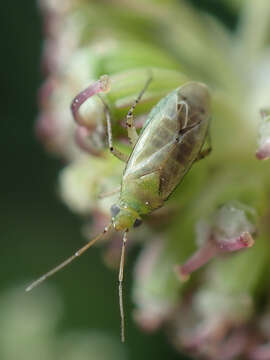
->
[120, 172, 164, 216]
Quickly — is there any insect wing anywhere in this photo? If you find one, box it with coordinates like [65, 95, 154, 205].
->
[123, 83, 210, 200]
[124, 91, 179, 180]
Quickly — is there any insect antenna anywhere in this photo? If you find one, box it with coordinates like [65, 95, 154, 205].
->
[26, 224, 113, 292]
[119, 230, 128, 342]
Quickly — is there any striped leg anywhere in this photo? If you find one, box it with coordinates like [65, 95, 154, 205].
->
[126, 76, 152, 147]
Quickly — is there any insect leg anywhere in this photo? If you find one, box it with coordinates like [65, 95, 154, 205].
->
[196, 130, 212, 161]
[119, 230, 128, 342]
[197, 146, 212, 160]
[104, 104, 128, 162]
[126, 76, 152, 147]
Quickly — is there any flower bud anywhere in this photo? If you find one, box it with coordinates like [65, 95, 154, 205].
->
[170, 279, 254, 358]
[59, 154, 124, 216]
[176, 202, 256, 280]
[249, 344, 270, 360]
[71, 75, 110, 128]
[132, 239, 178, 332]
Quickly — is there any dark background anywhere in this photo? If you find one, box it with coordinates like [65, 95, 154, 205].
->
[0, 1, 236, 359]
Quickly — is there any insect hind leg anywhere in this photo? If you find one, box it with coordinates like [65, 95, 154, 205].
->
[196, 130, 212, 161]
[126, 75, 153, 148]
[196, 146, 212, 161]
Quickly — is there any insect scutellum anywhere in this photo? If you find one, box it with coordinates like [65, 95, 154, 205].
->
[27, 74, 211, 343]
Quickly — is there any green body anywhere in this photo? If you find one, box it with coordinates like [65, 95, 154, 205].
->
[112, 82, 211, 230]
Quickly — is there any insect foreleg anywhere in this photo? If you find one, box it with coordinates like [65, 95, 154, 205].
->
[104, 104, 128, 162]
[126, 76, 152, 147]
[119, 231, 128, 342]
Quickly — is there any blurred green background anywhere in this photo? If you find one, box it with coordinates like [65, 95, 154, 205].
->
[0, 1, 237, 359]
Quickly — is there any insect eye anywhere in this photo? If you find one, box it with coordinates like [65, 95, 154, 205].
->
[110, 204, 120, 217]
[134, 218, 142, 227]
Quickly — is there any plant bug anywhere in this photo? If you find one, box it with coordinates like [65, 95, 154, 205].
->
[26, 75, 211, 342]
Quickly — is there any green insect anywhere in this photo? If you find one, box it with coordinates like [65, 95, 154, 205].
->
[27, 76, 211, 342]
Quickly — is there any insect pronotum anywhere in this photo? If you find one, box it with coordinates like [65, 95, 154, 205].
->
[27, 75, 211, 342]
